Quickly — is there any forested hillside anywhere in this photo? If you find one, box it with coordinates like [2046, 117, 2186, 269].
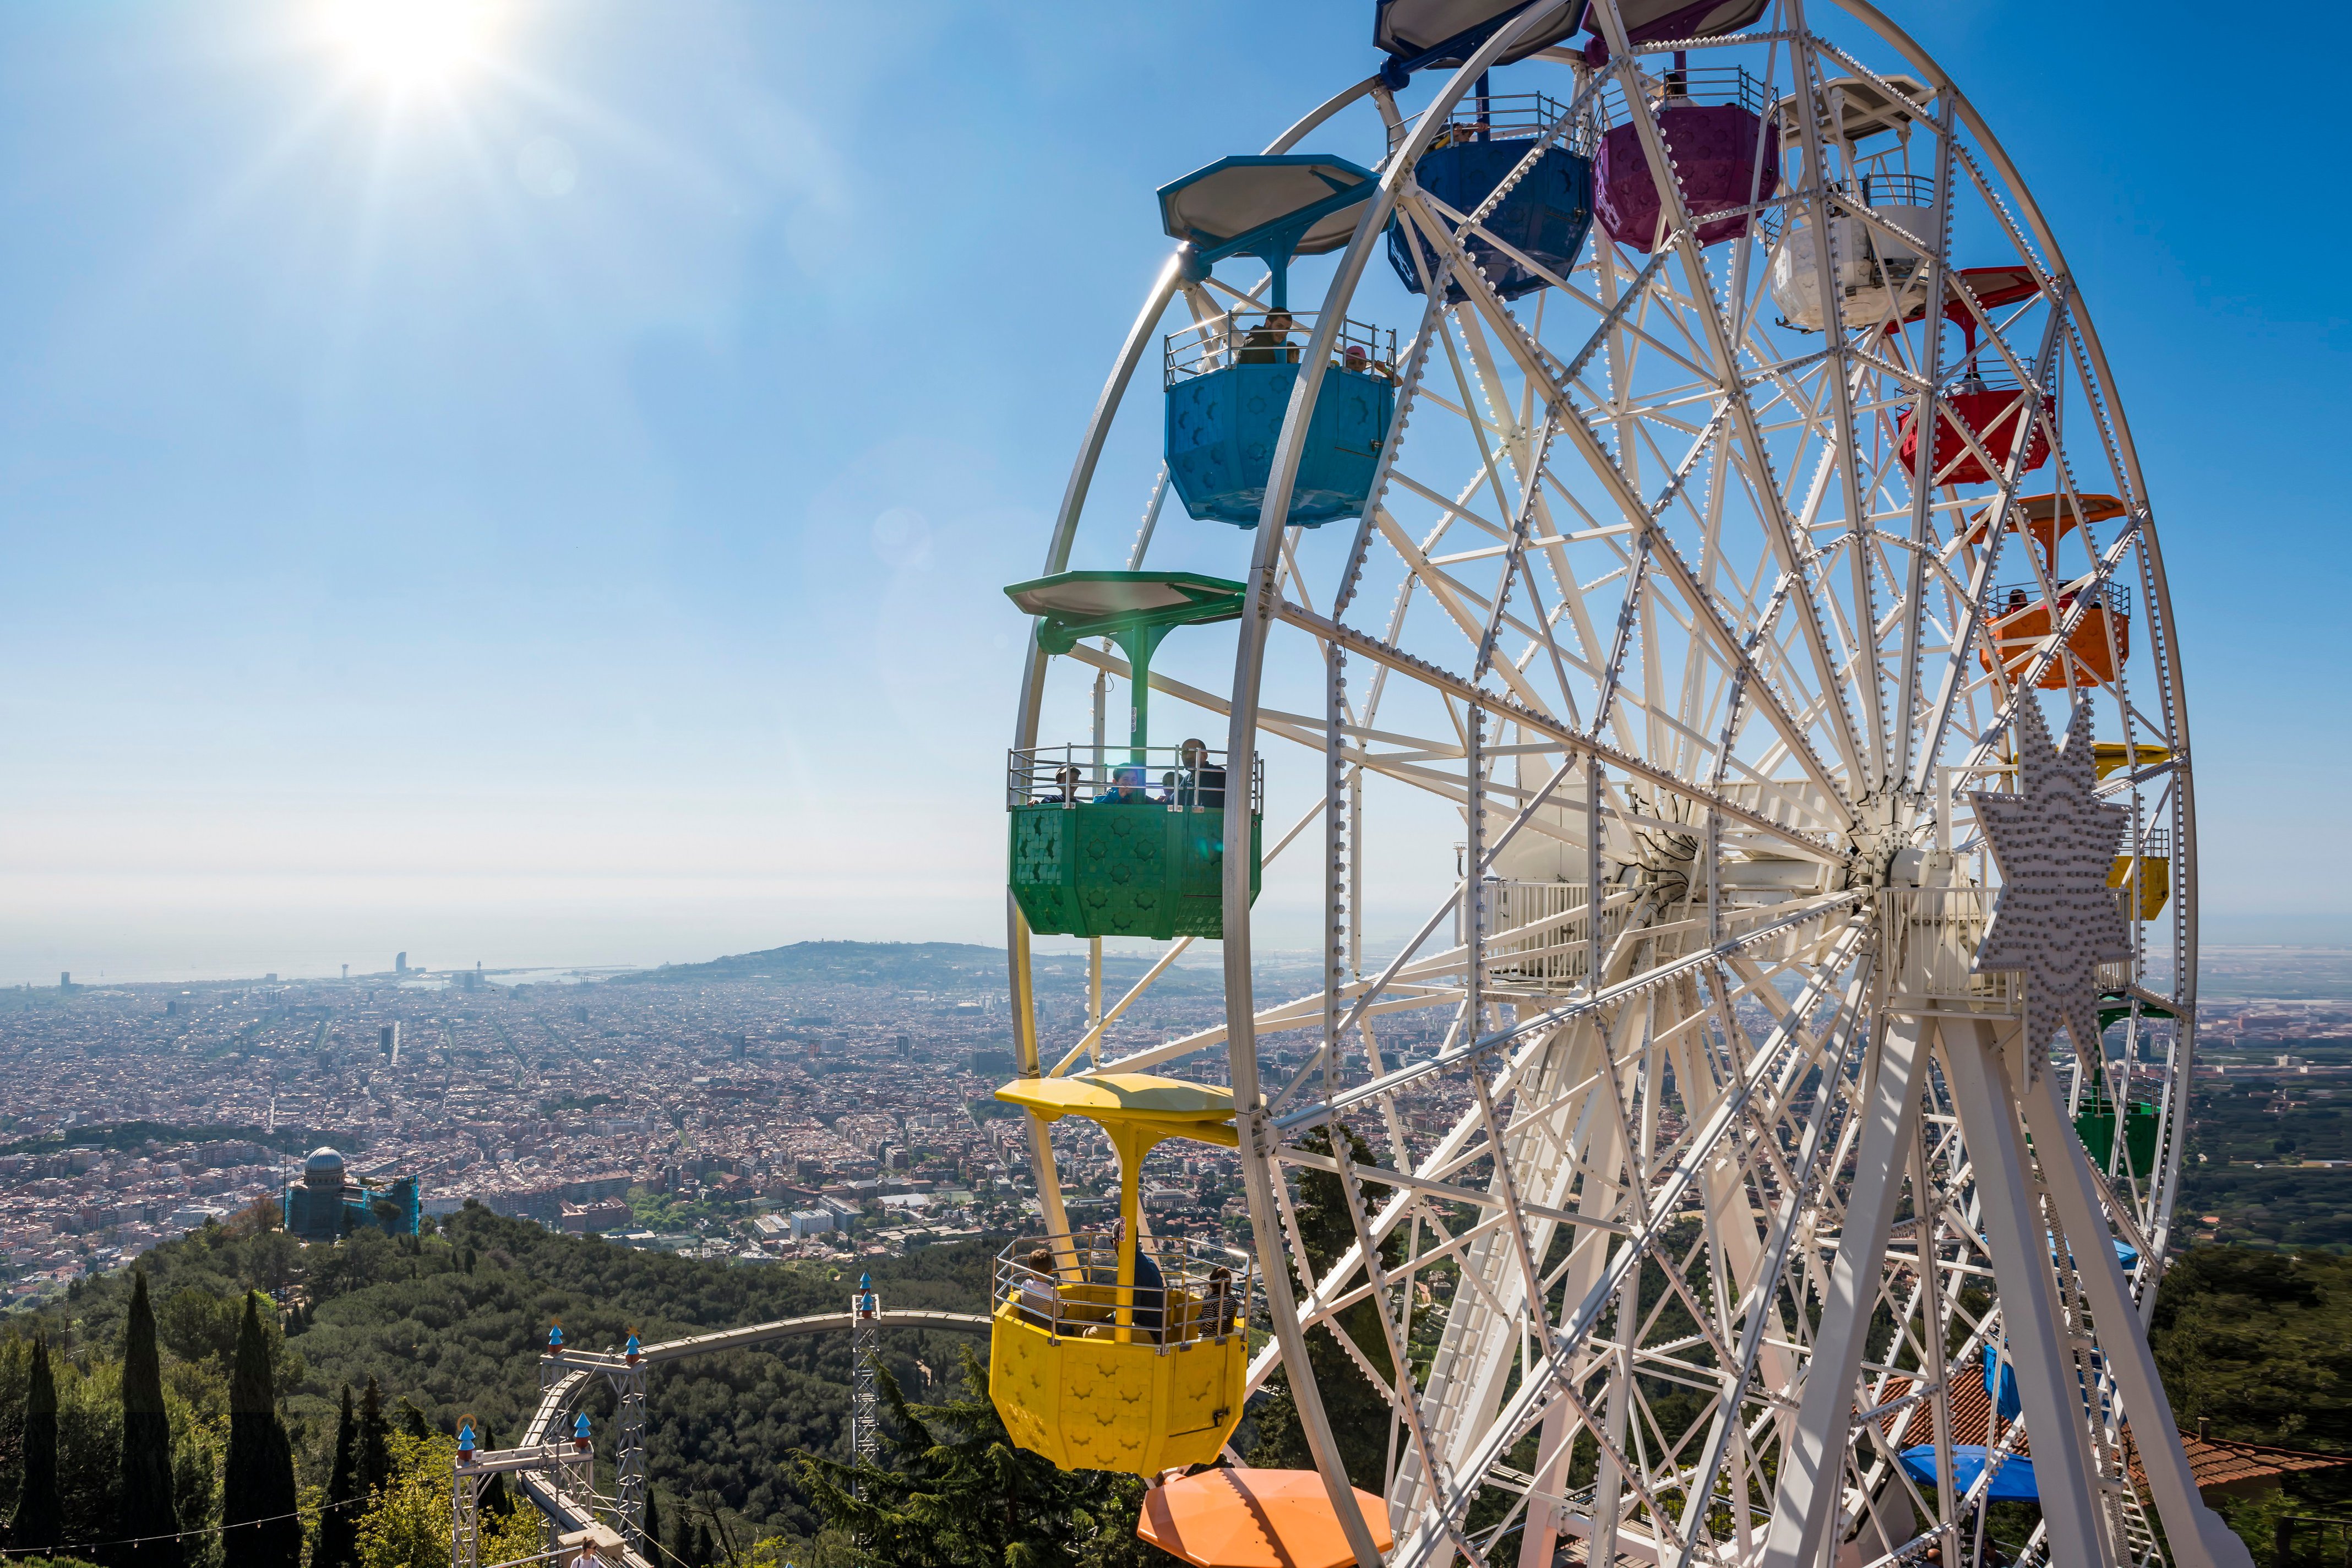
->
[0, 1204, 997, 1554]
[2152, 1247, 2352, 1560]
[7, 1211, 2350, 1565]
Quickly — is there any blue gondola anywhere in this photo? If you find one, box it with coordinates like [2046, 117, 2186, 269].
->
[1387, 89, 1593, 302]
[1157, 156, 1398, 529]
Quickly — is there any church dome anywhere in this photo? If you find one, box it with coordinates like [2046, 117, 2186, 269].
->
[304, 1147, 346, 1188]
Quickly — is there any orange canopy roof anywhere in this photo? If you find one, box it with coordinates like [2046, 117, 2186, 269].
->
[1137, 1468, 1394, 1568]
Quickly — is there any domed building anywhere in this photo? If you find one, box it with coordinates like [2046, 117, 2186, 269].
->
[282, 1146, 419, 1243]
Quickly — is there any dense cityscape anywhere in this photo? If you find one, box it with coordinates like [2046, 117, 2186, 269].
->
[0, 939, 1502, 1308]
[6, 940, 2349, 1307]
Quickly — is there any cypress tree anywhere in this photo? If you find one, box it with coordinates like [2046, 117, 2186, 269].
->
[118, 1270, 184, 1568]
[640, 1489, 660, 1557]
[222, 1294, 302, 1568]
[690, 1520, 714, 1567]
[312, 1385, 362, 1568]
[479, 1426, 514, 1520]
[356, 1376, 392, 1501]
[665, 1507, 693, 1567]
[9, 1333, 61, 1554]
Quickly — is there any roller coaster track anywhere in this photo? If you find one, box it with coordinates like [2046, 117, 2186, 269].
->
[459, 1309, 990, 1567]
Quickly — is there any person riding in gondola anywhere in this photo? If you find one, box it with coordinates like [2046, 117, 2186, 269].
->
[1177, 738, 1226, 810]
[1091, 1216, 1166, 1344]
[1236, 311, 1299, 366]
[1095, 764, 1158, 805]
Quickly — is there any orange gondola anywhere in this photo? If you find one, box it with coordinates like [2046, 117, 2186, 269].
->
[1970, 494, 2132, 689]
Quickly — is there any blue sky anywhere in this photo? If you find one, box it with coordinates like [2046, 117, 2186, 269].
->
[0, 0, 2342, 984]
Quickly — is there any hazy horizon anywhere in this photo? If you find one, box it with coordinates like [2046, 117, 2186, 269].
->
[3, 0, 2343, 981]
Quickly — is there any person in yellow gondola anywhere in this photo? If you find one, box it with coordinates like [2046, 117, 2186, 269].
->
[1195, 1263, 1236, 1342]
[1017, 1246, 1064, 1331]
[1090, 1216, 1166, 1343]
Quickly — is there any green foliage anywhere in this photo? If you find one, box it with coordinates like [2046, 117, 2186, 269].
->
[313, 1386, 362, 1568]
[790, 1347, 1144, 1568]
[353, 1429, 535, 1568]
[2152, 1245, 2352, 1560]
[9, 1332, 62, 1553]
[355, 1377, 391, 1500]
[2152, 1247, 2352, 1450]
[3, 1203, 1004, 1554]
[222, 1295, 301, 1568]
[119, 1270, 184, 1568]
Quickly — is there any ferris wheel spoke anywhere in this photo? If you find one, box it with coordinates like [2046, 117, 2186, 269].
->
[1276, 600, 1840, 857]
[1401, 925, 1875, 1564]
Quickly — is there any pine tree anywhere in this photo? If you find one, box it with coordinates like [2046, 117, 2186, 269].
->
[312, 1385, 362, 1568]
[118, 1270, 184, 1568]
[356, 1375, 392, 1500]
[8, 1333, 61, 1554]
[792, 1346, 1105, 1566]
[222, 1294, 302, 1568]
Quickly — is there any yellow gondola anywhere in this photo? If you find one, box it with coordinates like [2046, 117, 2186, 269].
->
[987, 1073, 1253, 1476]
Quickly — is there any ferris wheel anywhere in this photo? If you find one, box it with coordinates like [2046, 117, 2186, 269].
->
[992, 4, 2233, 1568]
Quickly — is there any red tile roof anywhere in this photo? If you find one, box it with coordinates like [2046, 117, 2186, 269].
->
[1869, 1374, 2350, 1498]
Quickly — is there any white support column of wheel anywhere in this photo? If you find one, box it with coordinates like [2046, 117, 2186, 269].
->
[1942, 1020, 2113, 1568]
[1760, 1016, 1929, 1568]
[2018, 1060, 2254, 1568]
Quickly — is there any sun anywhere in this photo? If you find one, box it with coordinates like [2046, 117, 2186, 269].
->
[325, 0, 498, 85]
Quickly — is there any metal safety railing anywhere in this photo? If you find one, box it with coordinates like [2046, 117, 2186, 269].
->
[1164, 310, 1397, 387]
[1883, 886, 2020, 1010]
[1468, 880, 1631, 989]
[1755, 172, 1940, 244]
[1390, 89, 1597, 159]
[1008, 745, 1262, 815]
[2273, 1516, 2352, 1568]
[993, 1233, 1256, 1348]
[1598, 63, 1768, 127]
[1988, 578, 2130, 622]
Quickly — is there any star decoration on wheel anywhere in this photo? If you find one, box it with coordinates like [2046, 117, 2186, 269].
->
[1969, 699, 2132, 1077]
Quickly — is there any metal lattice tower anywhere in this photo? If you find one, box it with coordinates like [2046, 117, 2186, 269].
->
[849, 1273, 881, 1488]
[612, 1335, 648, 1558]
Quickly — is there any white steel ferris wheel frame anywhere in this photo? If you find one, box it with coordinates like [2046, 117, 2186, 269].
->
[1004, 4, 2228, 1568]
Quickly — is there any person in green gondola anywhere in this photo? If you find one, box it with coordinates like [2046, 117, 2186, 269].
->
[1237, 310, 1299, 366]
[1095, 764, 1158, 805]
[1177, 738, 1226, 811]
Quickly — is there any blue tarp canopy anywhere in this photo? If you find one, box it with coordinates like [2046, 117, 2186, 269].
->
[1899, 1445, 2038, 1501]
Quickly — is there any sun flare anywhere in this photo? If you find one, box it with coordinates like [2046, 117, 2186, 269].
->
[326, 0, 497, 84]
